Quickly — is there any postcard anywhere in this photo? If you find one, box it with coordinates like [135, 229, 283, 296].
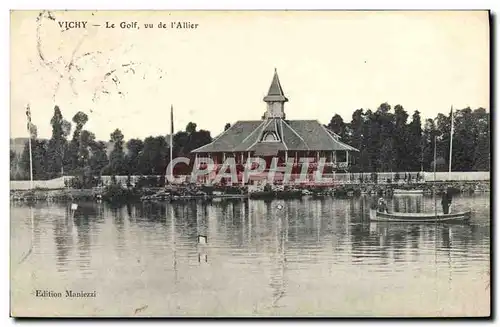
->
[10, 10, 490, 317]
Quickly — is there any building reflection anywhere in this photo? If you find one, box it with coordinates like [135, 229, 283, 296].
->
[392, 195, 424, 213]
[269, 209, 287, 309]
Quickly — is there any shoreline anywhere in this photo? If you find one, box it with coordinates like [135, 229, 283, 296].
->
[10, 180, 490, 203]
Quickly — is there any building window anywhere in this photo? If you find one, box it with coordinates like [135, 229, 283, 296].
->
[337, 150, 347, 162]
[262, 132, 279, 142]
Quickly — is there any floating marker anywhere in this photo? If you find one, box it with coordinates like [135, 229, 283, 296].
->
[198, 235, 207, 244]
[198, 253, 208, 263]
[277, 204, 284, 210]
[71, 203, 78, 211]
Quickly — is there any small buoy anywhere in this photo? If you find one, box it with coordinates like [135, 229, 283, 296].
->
[198, 235, 207, 244]
[198, 253, 208, 263]
[71, 203, 78, 211]
[277, 204, 284, 210]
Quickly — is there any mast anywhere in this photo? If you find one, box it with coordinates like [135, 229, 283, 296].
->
[448, 105, 454, 180]
[170, 104, 174, 179]
[26, 104, 34, 189]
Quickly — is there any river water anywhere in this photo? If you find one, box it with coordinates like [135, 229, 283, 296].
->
[10, 194, 490, 317]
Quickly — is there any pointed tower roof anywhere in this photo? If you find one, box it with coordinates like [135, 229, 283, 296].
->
[263, 69, 289, 102]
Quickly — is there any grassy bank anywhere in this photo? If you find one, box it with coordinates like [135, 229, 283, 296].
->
[10, 188, 96, 202]
[10, 180, 489, 203]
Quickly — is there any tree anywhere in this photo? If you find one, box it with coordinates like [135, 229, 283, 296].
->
[89, 141, 109, 176]
[10, 150, 19, 179]
[393, 105, 408, 171]
[422, 118, 437, 171]
[375, 103, 395, 171]
[435, 112, 451, 167]
[10, 150, 15, 168]
[72, 111, 89, 128]
[79, 130, 95, 167]
[186, 129, 212, 154]
[224, 123, 231, 131]
[125, 138, 144, 174]
[361, 109, 377, 171]
[47, 105, 65, 177]
[62, 120, 72, 138]
[328, 114, 347, 140]
[109, 129, 126, 175]
[186, 122, 197, 134]
[20, 139, 48, 180]
[66, 111, 89, 173]
[348, 109, 366, 171]
[431, 157, 447, 171]
[138, 136, 168, 175]
[172, 124, 212, 157]
[471, 108, 490, 171]
[173, 131, 190, 157]
[28, 124, 37, 139]
[407, 110, 422, 171]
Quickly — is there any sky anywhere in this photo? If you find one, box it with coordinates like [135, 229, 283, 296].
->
[10, 10, 489, 141]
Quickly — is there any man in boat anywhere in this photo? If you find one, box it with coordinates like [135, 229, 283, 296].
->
[441, 189, 453, 214]
[377, 197, 388, 213]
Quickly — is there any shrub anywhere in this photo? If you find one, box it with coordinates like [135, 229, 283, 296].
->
[102, 184, 128, 202]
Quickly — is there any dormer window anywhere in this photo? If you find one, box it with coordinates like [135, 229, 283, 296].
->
[262, 131, 279, 142]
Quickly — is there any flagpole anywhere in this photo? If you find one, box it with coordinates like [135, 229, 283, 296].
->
[448, 105, 454, 181]
[434, 135, 437, 219]
[26, 104, 34, 190]
[28, 134, 33, 189]
[170, 105, 174, 180]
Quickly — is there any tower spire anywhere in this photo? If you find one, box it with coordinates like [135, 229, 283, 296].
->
[264, 69, 288, 103]
[263, 69, 288, 119]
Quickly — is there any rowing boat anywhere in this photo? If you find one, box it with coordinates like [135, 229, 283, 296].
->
[369, 209, 471, 223]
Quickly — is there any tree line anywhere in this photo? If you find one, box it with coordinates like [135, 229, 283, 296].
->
[327, 103, 489, 172]
[10, 106, 212, 181]
[10, 103, 489, 181]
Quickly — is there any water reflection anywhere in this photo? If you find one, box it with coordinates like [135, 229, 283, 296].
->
[53, 211, 72, 271]
[270, 213, 287, 309]
[392, 195, 423, 213]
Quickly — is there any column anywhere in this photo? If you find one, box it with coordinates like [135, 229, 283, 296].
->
[346, 151, 349, 166]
